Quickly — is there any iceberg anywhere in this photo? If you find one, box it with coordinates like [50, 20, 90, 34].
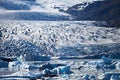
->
[101, 56, 112, 65]
[58, 66, 73, 74]
[88, 56, 116, 69]
[39, 62, 65, 70]
[98, 72, 120, 80]
[0, 71, 43, 79]
[8, 61, 29, 71]
[9, 55, 28, 70]
[8, 55, 39, 70]
[43, 65, 73, 77]
[96, 56, 116, 69]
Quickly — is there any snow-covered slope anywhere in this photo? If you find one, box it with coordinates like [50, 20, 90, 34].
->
[35, 0, 99, 11]
[0, 0, 100, 11]
[0, 21, 120, 57]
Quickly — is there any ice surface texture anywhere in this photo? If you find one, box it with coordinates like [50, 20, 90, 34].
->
[0, 21, 120, 58]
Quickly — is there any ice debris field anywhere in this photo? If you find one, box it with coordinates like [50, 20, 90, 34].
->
[0, 55, 120, 80]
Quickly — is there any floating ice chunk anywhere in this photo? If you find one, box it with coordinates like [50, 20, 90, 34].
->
[96, 62, 104, 69]
[98, 72, 120, 80]
[58, 66, 73, 74]
[9, 61, 21, 68]
[86, 56, 116, 70]
[43, 66, 73, 77]
[8, 61, 29, 70]
[103, 63, 116, 69]
[9, 60, 39, 70]
[43, 69, 58, 77]
[0, 71, 43, 79]
[39, 62, 65, 70]
[0, 61, 8, 68]
[8, 55, 29, 70]
[101, 56, 112, 65]
[110, 74, 120, 80]
[8, 55, 46, 70]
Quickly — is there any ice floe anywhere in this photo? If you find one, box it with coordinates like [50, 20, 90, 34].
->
[98, 72, 120, 80]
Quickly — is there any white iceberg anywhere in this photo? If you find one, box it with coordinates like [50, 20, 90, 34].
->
[0, 71, 43, 79]
[8, 61, 29, 71]
[43, 65, 73, 77]
[8, 55, 39, 70]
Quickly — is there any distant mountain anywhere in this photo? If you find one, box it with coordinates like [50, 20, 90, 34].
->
[67, 0, 120, 27]
[0, 12, 70, 20]
[0, 0, 71, 20]
[0, 0, 99, 20]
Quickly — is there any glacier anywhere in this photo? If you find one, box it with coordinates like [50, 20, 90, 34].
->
[0, 21, 120, 58]
[0, 0, 120, 80]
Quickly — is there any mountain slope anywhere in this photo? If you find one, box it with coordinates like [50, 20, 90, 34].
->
[0, 0, 71, 20]
[67, 0, 120, 27]
[0, 0, 100, 20]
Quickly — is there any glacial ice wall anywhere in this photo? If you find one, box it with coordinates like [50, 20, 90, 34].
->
[0, 21, 120, 57]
